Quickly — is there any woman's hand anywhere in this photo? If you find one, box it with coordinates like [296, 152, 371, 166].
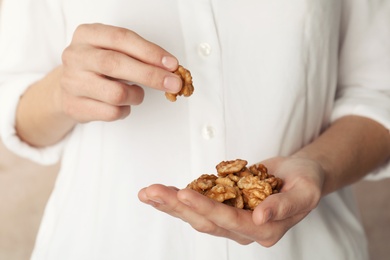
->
[59, 23, 181, 123]
[138, 156, 325, 247]
[16, 23, 182, 147]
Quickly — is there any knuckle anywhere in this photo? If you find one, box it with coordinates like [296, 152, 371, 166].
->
[109, 27, 132, 45]
[75, 24, 88, 35]
[61, 46, 75, 66]
[73, 23, 95, 41]
[61, 96, 77, 119]
[142, 68, 161, 88]
[143, 46, 163, 62]
[62, 45, 85, 68]
[96, 50, 121, 75]
[72, 24, 84, 40]
[107, 84, 128, 105]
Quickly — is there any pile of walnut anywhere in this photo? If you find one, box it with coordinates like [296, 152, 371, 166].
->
[165, 65, 194, 102]
[187, 159, 283, 211]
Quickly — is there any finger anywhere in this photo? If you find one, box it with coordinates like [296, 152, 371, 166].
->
[138, 184, 201, 220]
[63, 45, 182, 93]
[72, 23, 179, 71]
[139, 185, 220, 231]
[138, 187, 167, 207]
[252, 189, 315, 225]
[61, 94, 130, 122]
[253, 212, 309, 247]
[88, 48, 182, 93]
[139, 185, 252, 244]
[248, 191, 313, 246]
[61, 70, 144, 106]
[139, 184, 214, 222]
[177, 189, 256, 242]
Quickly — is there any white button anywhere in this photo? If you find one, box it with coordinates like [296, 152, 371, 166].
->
[202, 125, 216, 140]
[198, 42, 212, 57]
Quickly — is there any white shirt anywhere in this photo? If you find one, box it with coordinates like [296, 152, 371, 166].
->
[1, 0, 390, 259]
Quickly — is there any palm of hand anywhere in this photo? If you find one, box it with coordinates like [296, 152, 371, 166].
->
[138, 156, 325, 247]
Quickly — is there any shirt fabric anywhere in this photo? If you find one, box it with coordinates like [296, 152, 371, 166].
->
[1, 0, 390, 259]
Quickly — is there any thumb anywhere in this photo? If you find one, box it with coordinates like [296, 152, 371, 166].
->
[252, 190, 310, 225]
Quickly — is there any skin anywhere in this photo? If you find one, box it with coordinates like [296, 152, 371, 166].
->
[138, 116, 390, 246]
[16, 23, 182, 147]
[14, 23, 390, 248]
[138, 116, 390, 247]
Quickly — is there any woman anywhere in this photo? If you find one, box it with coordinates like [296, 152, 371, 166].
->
[0, 0, 389, 259]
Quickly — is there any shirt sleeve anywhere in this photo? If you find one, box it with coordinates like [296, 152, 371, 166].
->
[0, 0, 67, 165]
[331, 0, 390, 179]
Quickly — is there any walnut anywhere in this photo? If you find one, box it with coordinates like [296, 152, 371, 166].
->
[237, 175, 272, 193]
[186, 174, 217, 194]
[248, 165, 260, 176]
[216, 159, 248, 177]
[265, 176, 283, 193]
[187, 159, 283, 211]
[238, 167, 253, 178]
[224, 187, 244, 209]
[265, 176, 278, 189]
[242, 188, 270, 210]
[165, 65, 194, 102]
[205, 184, 238, 203]
[249, 164, 268, 180]
[227, 173, 241, 183]
[215, 177, 235, 187]
[237, 176, 273, 210]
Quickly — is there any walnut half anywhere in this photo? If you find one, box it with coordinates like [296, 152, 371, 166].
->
[165, 65, 194, 102]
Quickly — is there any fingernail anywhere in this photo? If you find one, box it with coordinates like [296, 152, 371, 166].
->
[147, 198, 164, 207]
[162, 56, 178, 70]
[164, 76, 181, 93]
[263, 209, 273, 224]
[151, 198, 164, 204]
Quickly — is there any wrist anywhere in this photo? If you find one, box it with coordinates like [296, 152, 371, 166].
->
[291, 150, 332, 197]
[16, 66, 76, 147]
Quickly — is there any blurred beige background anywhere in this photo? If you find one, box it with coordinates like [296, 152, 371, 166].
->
[1, 138, 390, 260]
[0, 140, 59, 260]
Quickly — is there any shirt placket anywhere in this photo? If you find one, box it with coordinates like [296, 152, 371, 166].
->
[179, 0, 227, 171]
[178, 0, 228, 259]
